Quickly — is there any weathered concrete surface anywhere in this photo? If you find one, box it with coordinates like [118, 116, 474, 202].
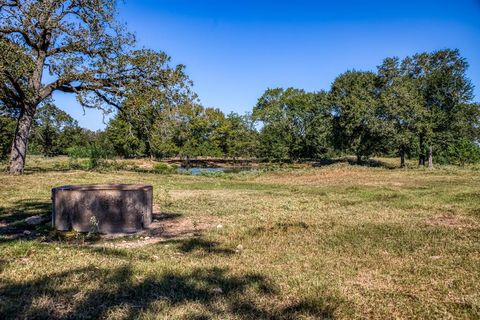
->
[52, 184, 153, 234]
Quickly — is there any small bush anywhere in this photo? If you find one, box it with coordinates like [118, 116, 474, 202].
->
[154, 163, 176, 174]
[66, 145, 91, 158]
[88, 144, 102, 169]
[107, 160, 128, 171]
[67, 158, 87, 170]
[66, 144, 113, 170]
[199, 170, 227, 177]
[66, 146, 89, 170]
[435, 139, 480, 166]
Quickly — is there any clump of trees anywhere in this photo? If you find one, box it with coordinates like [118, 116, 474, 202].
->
[252, 88, 332, 161]
[102, 49, 479, 167]
[376, 50, 479, 167]
[2, 47, 479, 168]
[0, 107, 17, 160]
[0, 101, 110, 159]
[106, 101, 258, 160]
[29, 103, 82, 156]
[252, 49, 479, 167]
[0, 1, 478, 170]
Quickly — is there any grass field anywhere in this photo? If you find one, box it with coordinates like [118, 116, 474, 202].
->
[1, 157, 479, 319]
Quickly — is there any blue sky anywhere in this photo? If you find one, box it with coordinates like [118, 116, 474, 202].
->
[53, 0, 480, 130]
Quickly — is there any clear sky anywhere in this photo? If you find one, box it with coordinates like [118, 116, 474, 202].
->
[53, 0, 480, 130]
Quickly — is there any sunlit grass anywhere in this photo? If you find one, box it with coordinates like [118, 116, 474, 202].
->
[0, 157, 479, 319]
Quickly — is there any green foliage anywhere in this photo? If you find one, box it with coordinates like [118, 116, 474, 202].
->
[65, 145, 89, 170]
[1, 1, 198, 173]
[106, 115, 146, 158]
[378, 49, 478, 166]
[0, 115, 16, 160]
[104, 52, 196, 159]
[153, 163, 177, 174]
[28, 103, 80, 156]
[253, 88, 332, 161]
[178, 106, 226, 158]
[66, 141, 114, 170]
[87, 143, 105, 170]
[66, 146, 91, 159]
[331, 71, 387, 161]
[378, 66, 424, 166]
[3, 27, 478, 170]
[0, 39, 34, 109]
[438, 139, 480, 166]
[107, 97, 259, 160]
[224, 112, 259, 158]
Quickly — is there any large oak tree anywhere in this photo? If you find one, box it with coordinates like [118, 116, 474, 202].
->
[330, 71, 388, 162]
[378, 49, 476, 167]
[253, 88, 332, 161]
[0, 0, 187, 173]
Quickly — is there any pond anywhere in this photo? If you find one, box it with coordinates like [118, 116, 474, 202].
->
[177, 167, 255, 175]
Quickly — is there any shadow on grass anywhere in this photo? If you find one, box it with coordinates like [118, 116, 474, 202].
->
[0, 200, 51, 224]
[0, 265, 337, 319]
[22, 166, 73, 174]
[163, 237, 236, 256]
[152, 211, 183, 221]
[0, 200, 51, 243]
[313, 157, 397, 169]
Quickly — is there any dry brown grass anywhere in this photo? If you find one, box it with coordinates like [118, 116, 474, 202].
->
[0, 157, 479, 319]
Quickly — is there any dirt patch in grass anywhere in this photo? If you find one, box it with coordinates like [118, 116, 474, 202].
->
[347, 269, 393, 292]
[427, 214, 478, 229]
[103, 213, 218, 249]
[149, 212, 215, 238]
[254, 165, 416, 189]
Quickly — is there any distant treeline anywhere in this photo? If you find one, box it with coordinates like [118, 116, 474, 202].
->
[1, 49, 479, 167]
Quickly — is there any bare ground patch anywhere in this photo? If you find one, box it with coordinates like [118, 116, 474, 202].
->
[254, 166, 413, 188]
[427, 214, 479, 229]
[95, 212, 218, 249]
[168, 189, 254, 201]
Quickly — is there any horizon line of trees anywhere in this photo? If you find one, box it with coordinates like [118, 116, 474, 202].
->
[1, 48, 479, 168]
[1, 1, 478, 173]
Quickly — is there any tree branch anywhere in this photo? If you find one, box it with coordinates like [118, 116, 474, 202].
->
[4, 70, 25, 100]
[0, 27, 38, 49]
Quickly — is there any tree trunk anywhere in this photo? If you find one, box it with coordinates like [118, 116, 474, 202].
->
[428, 146, 433, 169]
[418, 135, 425, 166]
[418, 156, 425, 166]
[8, 105, 36, 174]
[400, 148, 406, 168]
[356, 154, 361, 164]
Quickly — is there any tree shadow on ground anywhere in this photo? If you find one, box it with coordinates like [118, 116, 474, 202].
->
[162, 237, 236, 256]
[22, 166, 73, 174]
[0, 200, 51, 242]
[313, 157, 397, 169]
[78, 235, 237, 263]
[153, 212, 183, 220]
[0, 264, 337, 319]
[0, 200, 51, 223]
